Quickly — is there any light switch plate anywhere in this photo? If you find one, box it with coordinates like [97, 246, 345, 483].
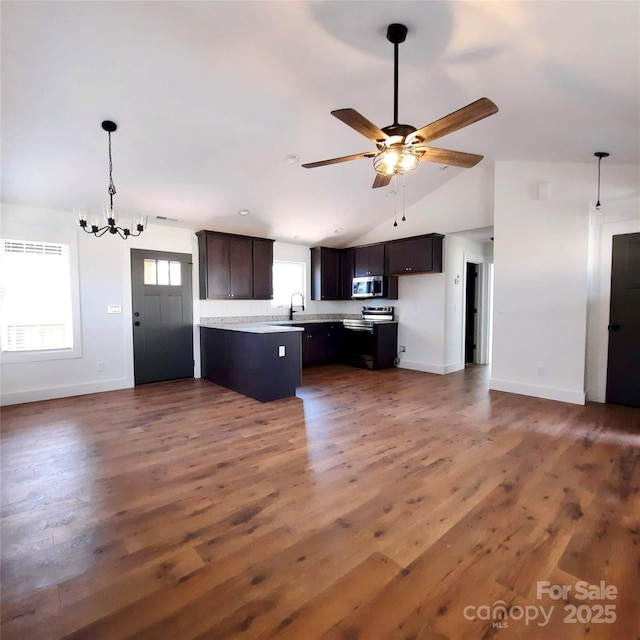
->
[278, 345, 285, 357]
[107, 305, 122, 314]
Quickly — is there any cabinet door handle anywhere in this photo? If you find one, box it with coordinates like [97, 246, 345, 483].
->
[134, 321, 141, 326]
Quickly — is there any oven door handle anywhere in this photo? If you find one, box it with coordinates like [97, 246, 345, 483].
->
[344, 326, 374, 333]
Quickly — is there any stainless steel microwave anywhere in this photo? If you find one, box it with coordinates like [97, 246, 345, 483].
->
[352, 275, 385, 299]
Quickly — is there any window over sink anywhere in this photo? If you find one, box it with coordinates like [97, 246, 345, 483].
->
[271, 260, 305, 307]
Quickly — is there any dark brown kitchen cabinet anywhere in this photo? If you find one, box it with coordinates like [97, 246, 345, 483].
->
[311, 247, 340, 300]
[340, 247, 354, 299]
[311, 247, 353, 300]
[300, 322, 344, 366]
[386, 233, 444, 275]
[197, 230, 274, 300]
[252, 238, 274, 300]
[354, 243, 385, 276]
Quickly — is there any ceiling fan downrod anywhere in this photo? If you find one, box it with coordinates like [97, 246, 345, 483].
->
[387, 23, 407, 127]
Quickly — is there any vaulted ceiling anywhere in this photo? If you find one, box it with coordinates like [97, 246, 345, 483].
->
[2, 1, 638, 247]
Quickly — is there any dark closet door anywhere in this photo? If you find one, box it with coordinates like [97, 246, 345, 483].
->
[606, 232, 640, 407]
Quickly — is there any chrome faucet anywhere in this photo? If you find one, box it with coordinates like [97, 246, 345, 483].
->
[289, 292, 305, 321]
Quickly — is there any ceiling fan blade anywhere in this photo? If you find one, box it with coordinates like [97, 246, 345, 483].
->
[331, 109, 388, 143]
[408, 98, 498, 145]
[372, 173, 392, 189]
[417, 147, 484, 168]
[302, 152, 375, 169]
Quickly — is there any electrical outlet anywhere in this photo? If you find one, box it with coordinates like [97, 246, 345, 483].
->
[537, 365, 545, 376]
[278, 345, 285, 357]
[97, 361, 105, 372]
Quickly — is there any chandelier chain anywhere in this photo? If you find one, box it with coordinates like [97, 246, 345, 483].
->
[107, 131, 116, 201]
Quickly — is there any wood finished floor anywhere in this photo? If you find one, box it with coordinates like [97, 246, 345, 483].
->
[1, 365, 639, 640]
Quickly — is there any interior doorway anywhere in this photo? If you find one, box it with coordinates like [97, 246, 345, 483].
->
[465, 262, 479, 364]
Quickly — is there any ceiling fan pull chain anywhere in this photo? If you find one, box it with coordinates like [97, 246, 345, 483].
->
[402, 174, 407, 222]
[392, 174, 398, 227]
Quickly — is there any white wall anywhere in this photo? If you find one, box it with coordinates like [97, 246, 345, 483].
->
[352, 166, 494, 246]
[0, 203, 197, 405]
[491, 161, 639, 405]
[392, 235, 490, 376]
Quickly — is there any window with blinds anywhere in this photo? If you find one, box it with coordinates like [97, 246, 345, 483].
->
[0, 239, 75, 352]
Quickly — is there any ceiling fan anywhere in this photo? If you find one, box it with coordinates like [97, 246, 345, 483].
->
[302, 24, 499, 189]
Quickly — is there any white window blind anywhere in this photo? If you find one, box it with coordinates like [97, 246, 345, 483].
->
[1, 239, 74, 352]
[271, 260, 306, 307]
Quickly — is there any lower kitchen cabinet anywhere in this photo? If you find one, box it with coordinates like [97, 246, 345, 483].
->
[300, 322, 344, 367]
[200, 326, 301, 402]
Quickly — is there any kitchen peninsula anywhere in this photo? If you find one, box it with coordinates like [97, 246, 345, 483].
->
[200, 324, 303, 402]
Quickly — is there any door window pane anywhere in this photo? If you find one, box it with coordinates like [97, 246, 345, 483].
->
[143, 259, 157, 285]
[169, 261, 181, 286]
[156, 260, 170, 285]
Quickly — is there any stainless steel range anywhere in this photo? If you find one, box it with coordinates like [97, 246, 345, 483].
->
[343, 306, 395, 332]
[342, 306, 397, 369]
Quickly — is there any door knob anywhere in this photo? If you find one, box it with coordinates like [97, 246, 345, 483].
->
[609, 324, 621, 331]
[134, 312, 140, 317]
[134, 321, 141, 326]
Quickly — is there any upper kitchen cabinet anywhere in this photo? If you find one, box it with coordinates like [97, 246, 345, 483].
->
[252, 238, 274, 300]
[311, 247, 355, 300]
[311, 247, 340, 300]
[386, 233, 444, 275]
[340, 247, 354, 299]
[354, 243, 385, 276]
[197, 230, 274, 300]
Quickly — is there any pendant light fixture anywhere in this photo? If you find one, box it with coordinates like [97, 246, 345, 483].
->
[594, 151, 610, 211]
[75, 120, 147, 239]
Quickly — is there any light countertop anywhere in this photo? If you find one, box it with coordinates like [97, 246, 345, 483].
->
[199, 323, 304, 334]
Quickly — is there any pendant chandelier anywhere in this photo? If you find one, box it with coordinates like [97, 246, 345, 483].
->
[594, 151, 610, 211]
[75, 120, 147, 239]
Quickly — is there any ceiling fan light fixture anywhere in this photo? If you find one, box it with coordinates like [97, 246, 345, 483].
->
[374, 146, 419, 176]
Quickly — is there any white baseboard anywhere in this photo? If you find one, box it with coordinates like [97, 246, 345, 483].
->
[398, 360, 466, 375]
[586, 388, 605, 403]
[444, 362, 465, 374]
[489, 378, 586, 405]
[398, 360, 446, 375]
[1, 378, 132, 406]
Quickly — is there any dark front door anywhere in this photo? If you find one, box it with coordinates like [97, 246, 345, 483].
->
[606, 233, 640, 407]
[131, 249, 194, 385]
[465, 262, 478, 364]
